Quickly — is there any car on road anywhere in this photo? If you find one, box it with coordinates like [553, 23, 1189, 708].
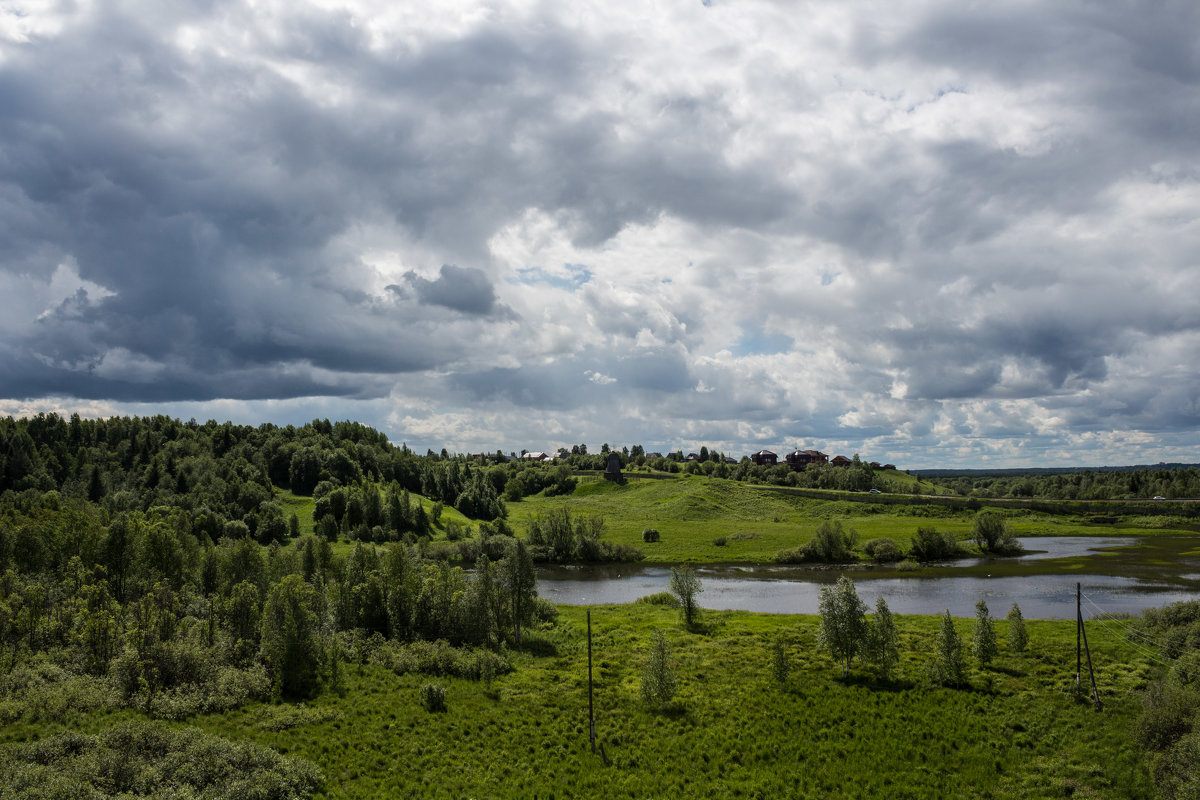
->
[869, 488, 882, 494]
[1153, 495, 1166, 500]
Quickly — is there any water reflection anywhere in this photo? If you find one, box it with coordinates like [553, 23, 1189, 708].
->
[536, 535, 1200, 619]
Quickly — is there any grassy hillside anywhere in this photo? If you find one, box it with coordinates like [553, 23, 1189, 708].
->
[506, 475, 1194, 563]
[2, 605, 1152, 799]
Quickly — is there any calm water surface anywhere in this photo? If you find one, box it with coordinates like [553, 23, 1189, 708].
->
[537, 536, 1200, 619]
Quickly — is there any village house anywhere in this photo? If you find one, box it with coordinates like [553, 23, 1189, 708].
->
[751, 449, 778, 466]
[785, 449, 829, 470]
[831, 455, 852, 467]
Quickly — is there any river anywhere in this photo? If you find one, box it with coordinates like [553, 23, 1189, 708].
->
[536, 536, 1200, 619]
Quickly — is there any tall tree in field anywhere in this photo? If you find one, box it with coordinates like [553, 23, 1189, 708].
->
[931, 610, 966, 687]
[669, 565, 702, 627]
[972, 599, 998, 667]
[1006, 603, 1028, 653]
[260, 575, 324, 697]
[865, 595, 900, 681]
[383, 542, 417, 641]
[817, 576, 867, 678]
[499, 539, 536, 645]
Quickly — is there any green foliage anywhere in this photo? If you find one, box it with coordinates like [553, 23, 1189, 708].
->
[930, 610, 966, 687]
[371, 639, 512, 680]
[909, 526, 961, 561]
[973, 512, 1021, 554]
[1133, 600, 1200, 799]
[260, 575, 324, 698]
[865, 596, 900, 681]
[0, 720, 321, 799]
[419, 681, 447, 712]
[641, 629, 677, 709]
[863, 537, 902, 563]
[771, 637, 789, 687]
[669, 565, 702, 626]
[973, 599, 999, 667]
[642, 528, 661, 543]
[635, 592, 679, 607]
[525, 508, 642, 563]
[1007, 603, 1028, 653]
[817, 576, 867, 678]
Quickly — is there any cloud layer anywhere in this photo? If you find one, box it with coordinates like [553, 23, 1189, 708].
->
[2, 0, 1198, 466]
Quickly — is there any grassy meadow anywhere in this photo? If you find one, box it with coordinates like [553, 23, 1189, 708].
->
[2, 604, 1156, 799]
[504, 474, 1196, 565]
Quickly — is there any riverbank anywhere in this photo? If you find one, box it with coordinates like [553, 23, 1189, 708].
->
[506, 475, 1200, 565]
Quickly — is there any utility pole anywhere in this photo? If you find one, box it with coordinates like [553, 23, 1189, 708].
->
[1080, 582, 1089, 695]
[1077, 583, 1102, 710]
[587, 609, 595, 754]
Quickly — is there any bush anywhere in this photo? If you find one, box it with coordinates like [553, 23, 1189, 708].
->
[636, 592, 680, 607]
[642, 528, 661, 543]
[641, 630, 677, 709]
[371, 640, 512, 681]
[1, 720, 322, 799]
[864, 538, 902, 563]
[776, 521, 857, 564]
[909, 527, 960, 561]
[972, 512, 1021, 554]
[670, 565, 703, 626]
[712, 536, 727, 547]
[771, 638, 789, 687]
[419, 682, 447, 712]
[1007, 603, 1028, 653]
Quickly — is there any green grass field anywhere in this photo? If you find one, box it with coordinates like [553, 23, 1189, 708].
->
[3, 604, 1154, 799]
[505, 475, 1195, 564]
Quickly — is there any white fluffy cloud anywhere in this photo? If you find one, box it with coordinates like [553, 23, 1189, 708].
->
[1, 0, 1197, 466]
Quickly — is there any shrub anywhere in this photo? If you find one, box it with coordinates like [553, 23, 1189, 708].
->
[776, 521, 858, 564]
[1007, 603, 1028, 653]
[669, 565, 703, 626]
[712, 536, 727, 547]
[972, 512, 1021, 554]
[636, 592, 680, 607]
[771, 638, 789, 687]
[1, 721, 322, 799]
[419, 682, 447, 712]
[641, 630, 677, 709]
[864, 538, 902, 563]
[909, 527, 960, 561]
[371, 640, 513, 681]
[642, 528, 661, 543]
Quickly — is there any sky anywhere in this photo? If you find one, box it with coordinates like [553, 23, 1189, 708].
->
[2, 0, 1198, 468]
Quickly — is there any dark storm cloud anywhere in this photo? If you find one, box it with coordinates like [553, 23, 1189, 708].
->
[407, 265, 499, 315]
[0, 1, 798, 404]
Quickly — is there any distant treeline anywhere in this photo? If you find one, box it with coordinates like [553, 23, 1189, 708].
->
[922, 468, 1200, 501]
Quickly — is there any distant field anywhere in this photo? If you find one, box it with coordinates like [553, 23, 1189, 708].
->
[506, 475, 1196, 564]
[19, 604, 1146, 799]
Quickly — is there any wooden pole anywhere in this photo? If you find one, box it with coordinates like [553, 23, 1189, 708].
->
[1078, 592, 1103, 711]
[587, 609, 595, 754]
[1080, 585, 1089, 690]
